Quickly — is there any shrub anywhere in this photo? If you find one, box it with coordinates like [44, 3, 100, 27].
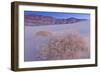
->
[38, 30, 90, 60]
[35, 30, 53, 37]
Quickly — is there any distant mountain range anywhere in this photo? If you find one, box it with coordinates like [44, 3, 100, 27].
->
[24, 14, 87, 26]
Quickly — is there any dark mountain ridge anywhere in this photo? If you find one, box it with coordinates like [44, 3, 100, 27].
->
[25, 14, 88, 26]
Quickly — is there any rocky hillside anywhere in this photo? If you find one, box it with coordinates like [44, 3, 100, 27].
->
[24, 14, 87, 26]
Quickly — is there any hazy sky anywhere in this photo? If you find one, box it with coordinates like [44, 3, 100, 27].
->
[24, 11, 90, 19]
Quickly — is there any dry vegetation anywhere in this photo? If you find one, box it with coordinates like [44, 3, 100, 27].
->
[36, 30, 53, 37]
[38, 30, 89, 60]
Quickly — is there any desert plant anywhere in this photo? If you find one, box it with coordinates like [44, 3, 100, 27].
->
[38, 30, 90, 60]
[35, 30, 53, 37]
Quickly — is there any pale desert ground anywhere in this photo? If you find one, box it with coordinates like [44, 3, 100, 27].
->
[24, 20, 90, 61]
